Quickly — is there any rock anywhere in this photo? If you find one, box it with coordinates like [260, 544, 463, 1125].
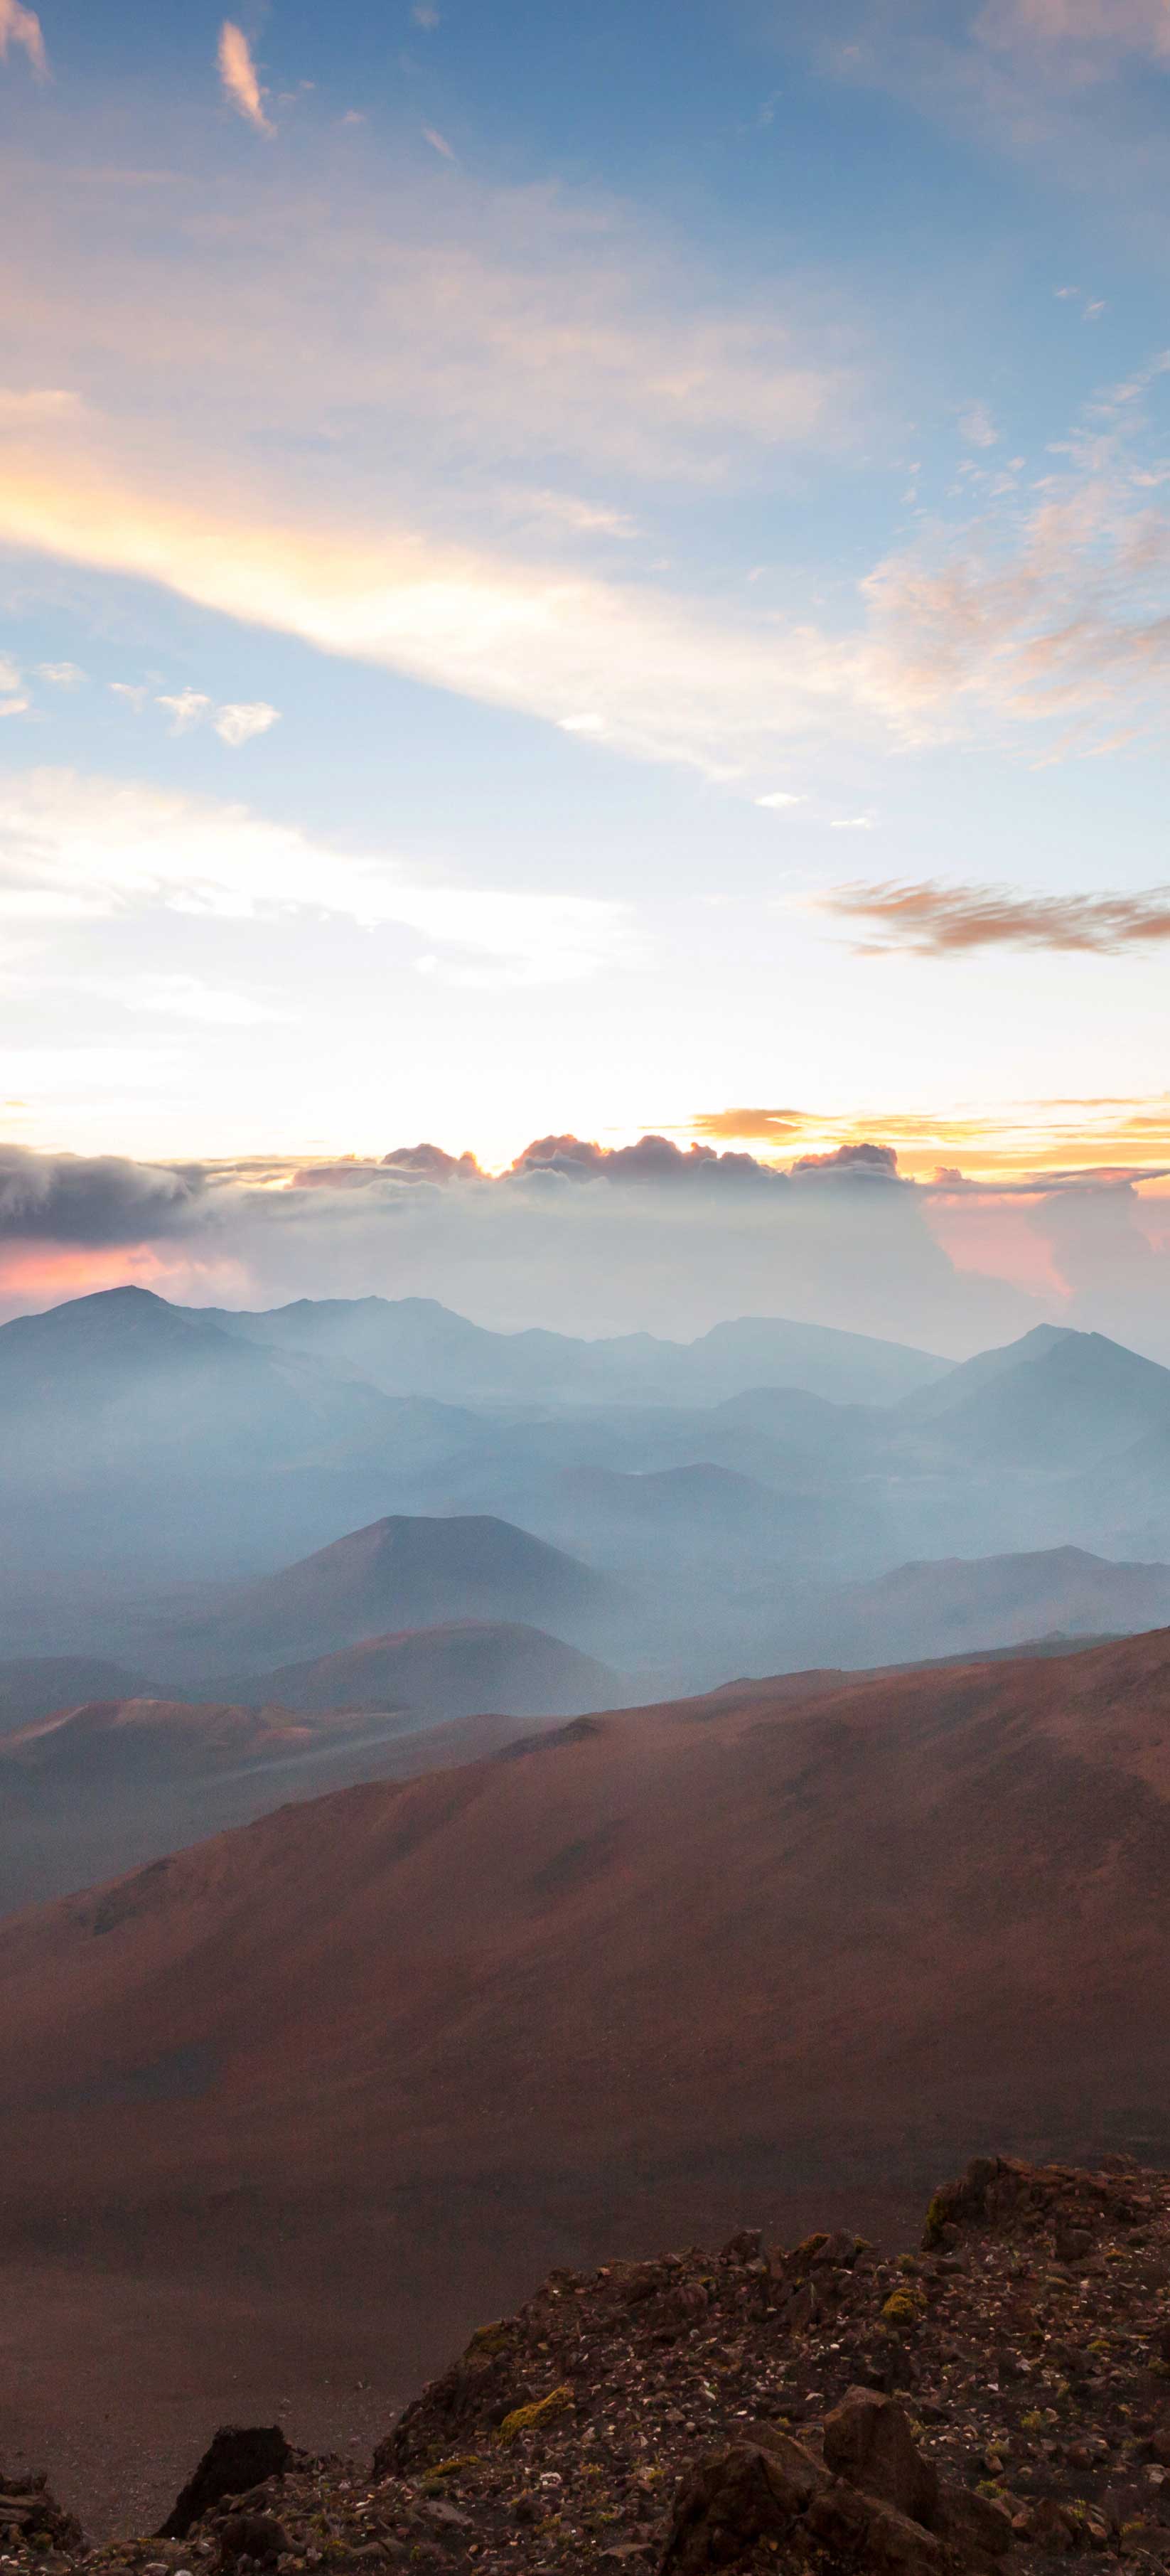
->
[215, 2511, 290, 2564]
[813, 2228, 863, 2268]
[822, 2388, 940, 2527]
[805, 2479, 941, 2575]
[719, 2230, 763, 2265]
[0, 2471, 85, 2556]
[1027, 2496, 1080, 2551]
[657, 2435, 822, 2573]
[158, 2428, 291, 2540]
[935, 2484, 1015, 2558]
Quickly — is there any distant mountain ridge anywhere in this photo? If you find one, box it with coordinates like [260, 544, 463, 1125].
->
[185, 1290, 948, 1406]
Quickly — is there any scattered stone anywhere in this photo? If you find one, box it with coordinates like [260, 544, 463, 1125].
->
[15, 2152, 1170, 2576]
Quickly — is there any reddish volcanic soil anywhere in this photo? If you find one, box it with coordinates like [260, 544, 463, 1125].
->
[4, 1632, 1170, 2530]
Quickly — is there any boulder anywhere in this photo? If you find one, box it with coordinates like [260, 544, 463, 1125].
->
[158, 2425, 291, 2540]
[658, 2435, 823, 2572]
[216, 2510, 291, 2564]
[823, 2388, 940, 2528]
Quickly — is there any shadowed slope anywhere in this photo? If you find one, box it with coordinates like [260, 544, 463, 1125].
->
[5, 1628, 1170, 2204]
[0, 1691, 569, 1915]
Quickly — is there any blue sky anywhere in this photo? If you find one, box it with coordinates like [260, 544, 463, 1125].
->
[4, 0, 1170, 1183]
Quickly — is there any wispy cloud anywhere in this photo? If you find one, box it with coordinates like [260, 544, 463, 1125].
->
[156, 688, 212, 734]
[976, 0, 1170, 68]
[152, 690, 280, 744]
[859, 355, 1170, 752]
[422, 126, 456, 160]
[959, 400, 998, 448]
[821, 877, 1170, 955]
[0, 770, 630, 984]
[35, 661, 85, 687]
[218, 22, 274, 136]
[213, 700, 281, 745]
[0, 0, 48, 78]
[0, 458, 871, 776]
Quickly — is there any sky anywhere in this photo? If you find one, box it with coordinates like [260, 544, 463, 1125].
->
[4, 0, 1170, 1335]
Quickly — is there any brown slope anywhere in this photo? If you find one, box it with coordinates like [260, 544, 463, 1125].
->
[246, 1616, 626, 1718]
[0, 1695, 566, 1916]
[152, 1512, 620, 1680]
[0, 1657, 167, 1736]
[5, 1630, 1170, 2521]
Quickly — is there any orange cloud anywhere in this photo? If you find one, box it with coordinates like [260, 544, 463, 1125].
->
[218, 21, 273, 136]
[0, 0, 47, 77]
[821, 878, 1170, 956]
[688, 1097, 1170, 1182]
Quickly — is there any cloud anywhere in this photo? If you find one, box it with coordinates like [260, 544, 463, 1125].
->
[975, 0, 1170, 68]
[0, 460, 875, 779]
[857, 356, 1170, 752]
[423, 127, 456, 160]
[756, 789, 805, 809]
[508, 1133, 785, 1187]
[0, 695, 29, 718]
[121, 688, 279, 744]
[156, 689, 212, 734]
[412, 5, 441, 26]
[0, 1145, 206, 1245]
[218, 21, 274, 137]
[790, 1140, 903, 1181]
[0, 0, 47, 78]
[690, 1108, 807, 1144]
[959, 400, 999, 448]
[0, 769, 628, 984]
[213, 700, 281, 746]
[35, 661, 85, 687]
[822, 877, 1170, 955]
[0, 655, 20, 693]
[0, 1131, 1043, 1350]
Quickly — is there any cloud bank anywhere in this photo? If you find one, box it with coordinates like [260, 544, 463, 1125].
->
[3, 1128, 1169, 1357]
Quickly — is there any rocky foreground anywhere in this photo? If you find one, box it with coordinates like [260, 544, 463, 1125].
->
[8, 2155, 1170, 2575]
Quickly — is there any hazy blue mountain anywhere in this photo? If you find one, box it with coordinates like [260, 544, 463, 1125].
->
[893, 1325, 1170, 1470]
[189, 1291, 948, 1408]
[0, 1286, 491, 1578]
[736, 1543, 1170, 1676]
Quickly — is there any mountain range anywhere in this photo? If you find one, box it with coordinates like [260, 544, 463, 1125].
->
[6, 1288, 1170, 1660]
